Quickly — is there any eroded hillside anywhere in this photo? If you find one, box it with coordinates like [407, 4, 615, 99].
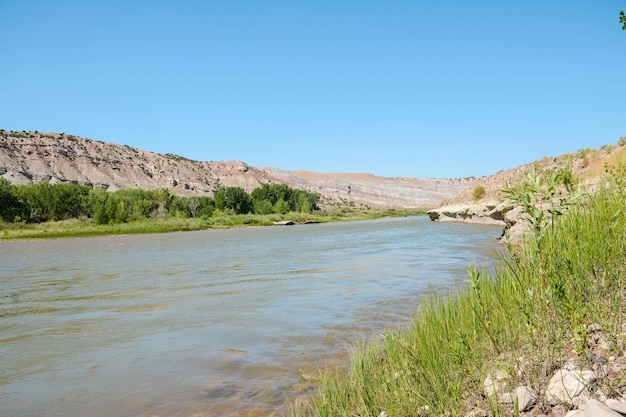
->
[0, 130, 475, 208]
[447, 142, 626, 206]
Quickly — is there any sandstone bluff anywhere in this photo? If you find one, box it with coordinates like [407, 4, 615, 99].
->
[0, 130, 477, 209]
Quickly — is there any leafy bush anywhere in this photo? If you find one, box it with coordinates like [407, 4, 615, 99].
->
[253, 199, 274, 215]
[215, 186, 252, 214]
[472, 185, 486, 201]
[273, 198, 291, 214]
[0, 178, 24, 222]
[250, 183, 319, 214]
[13, 181, 91, 222]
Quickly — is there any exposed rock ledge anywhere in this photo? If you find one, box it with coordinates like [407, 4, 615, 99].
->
[427, 201, 511, 225]
[428, 202, 528, 244]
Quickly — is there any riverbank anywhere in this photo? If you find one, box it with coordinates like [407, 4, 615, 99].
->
[0, 208, 427, 240]
[298, 168, 626, 416]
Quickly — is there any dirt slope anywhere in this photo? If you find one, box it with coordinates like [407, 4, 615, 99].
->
[446, 142, 626, 206]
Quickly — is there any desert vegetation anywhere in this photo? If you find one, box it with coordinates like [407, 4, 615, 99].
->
[472, 185, 486, 201]
[0, 180, 421, 239]
[296, 165, 626, 416]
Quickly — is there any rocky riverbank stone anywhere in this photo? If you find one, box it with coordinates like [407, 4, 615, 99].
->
[605, 398, 626, 414]
[484, 369, 509, 397]
[584, 399, 622, 416]
[499, 385, 536, 411]
[546, 368, 597, 405]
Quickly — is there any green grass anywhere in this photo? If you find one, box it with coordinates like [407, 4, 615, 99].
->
[298, 170, 626, 417]
[0, 208, 428, 240]
[0, 217, 214, 239]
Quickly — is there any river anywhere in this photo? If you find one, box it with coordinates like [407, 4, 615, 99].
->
[0, 216, 504, 417]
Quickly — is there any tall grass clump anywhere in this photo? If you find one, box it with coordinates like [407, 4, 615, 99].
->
[0, 217, 214, 239]
[300, 166, 626, 417]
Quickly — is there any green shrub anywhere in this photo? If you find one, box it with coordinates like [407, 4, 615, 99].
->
[253, 199, 273, 215]
[273, 198, 290, 214]
[13, 181, 91, 222]
[214, 186, 252, 214]
[210, 216, 234, 227]
[0, 178, 24, 221]
[472, 185, 486, 201]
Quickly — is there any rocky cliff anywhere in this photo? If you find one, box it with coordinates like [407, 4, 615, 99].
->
[0, 130, 476, 208]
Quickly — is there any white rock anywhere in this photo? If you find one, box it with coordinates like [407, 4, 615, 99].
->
[588, 323, 602, 332]
[484, 369, 509, 397]
[565, 411, 585, 417]
[499, 392, 515, 403]
[428, 202, 509, 226]
[499, 386, 536, 412]
[573, 392, 590, 409]
[606, 398, 626, 414]
[584, 399, 622, 416]
[546, 368, 597, 405]
[592, 334, 611, 352]
[377, 412, 388, 417]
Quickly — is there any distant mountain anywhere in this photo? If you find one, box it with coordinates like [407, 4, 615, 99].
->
[0, 130, 477, 208]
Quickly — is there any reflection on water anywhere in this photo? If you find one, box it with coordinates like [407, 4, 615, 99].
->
[0, 217, 504, 417]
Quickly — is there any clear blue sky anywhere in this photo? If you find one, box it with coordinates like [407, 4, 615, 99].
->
[1, 1, 625, 178]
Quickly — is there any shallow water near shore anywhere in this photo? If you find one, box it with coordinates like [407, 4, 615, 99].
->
[0, 216, 503, 417]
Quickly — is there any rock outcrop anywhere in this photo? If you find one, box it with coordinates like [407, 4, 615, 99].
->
[427, 202, 530, 244]
[427, 201, 512, 225]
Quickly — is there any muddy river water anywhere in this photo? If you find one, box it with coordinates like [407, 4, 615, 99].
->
[0, 216, 504, 416]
